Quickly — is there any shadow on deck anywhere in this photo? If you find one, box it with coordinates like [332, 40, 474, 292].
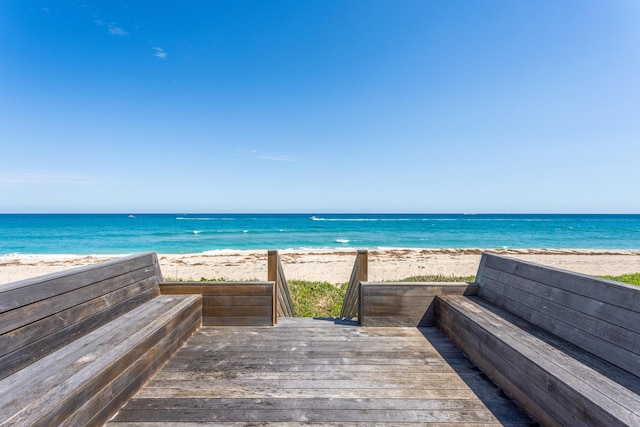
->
[108, 318, 535, 426]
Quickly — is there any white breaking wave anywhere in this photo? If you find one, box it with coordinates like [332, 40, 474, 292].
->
[311, 216, 411, 222]
[176, 217, 235, 221]
[335, 239, 350, 243]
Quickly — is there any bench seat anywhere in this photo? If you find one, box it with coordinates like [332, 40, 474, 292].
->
[438, 294, 640, 427]
[0, 294, 201, 426]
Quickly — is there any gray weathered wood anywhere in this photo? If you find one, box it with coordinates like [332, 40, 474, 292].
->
[0, 286, 159, 380]
[477, 253, 640, 376]
[1, 295, 201, 426]
[108, 319, 532, 425]
[435, 252, 640, 427]
[0, 253, 164, 380]
[359, 282, 477, 327]
[267, 250, 295, 318]
[0, 252, 157, 311]
[161, 280, 275, 326]
[0, 253, 203, 427]
[480, 253, 639, 310]
[437, 295, 640, 427]
[340, 250, 368, 320]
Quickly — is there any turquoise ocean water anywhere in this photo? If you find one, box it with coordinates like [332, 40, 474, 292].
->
[1, 214, 639, 256]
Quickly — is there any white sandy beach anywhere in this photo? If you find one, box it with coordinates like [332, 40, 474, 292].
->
[1, 248, 639, 285]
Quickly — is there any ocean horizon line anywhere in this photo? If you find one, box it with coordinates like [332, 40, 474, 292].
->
[1, 212, 639, 215]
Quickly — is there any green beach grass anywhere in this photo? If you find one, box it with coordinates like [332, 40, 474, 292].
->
[602, 273, 640, 287]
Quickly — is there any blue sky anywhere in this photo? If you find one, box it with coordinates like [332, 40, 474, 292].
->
[1, 1, 639, 213]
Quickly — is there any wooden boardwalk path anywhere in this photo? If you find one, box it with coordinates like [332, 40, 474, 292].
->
[108, 318, 534, 426]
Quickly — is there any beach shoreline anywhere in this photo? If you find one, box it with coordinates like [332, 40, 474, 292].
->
[2, 248, 639, 285]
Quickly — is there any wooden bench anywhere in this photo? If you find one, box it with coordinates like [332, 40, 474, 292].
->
[0, 252, 202, 426]
[436, 253, 640, 427]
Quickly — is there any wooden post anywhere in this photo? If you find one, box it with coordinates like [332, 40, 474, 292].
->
[357, 250, 368, 324]
[268, 250, 278, 325]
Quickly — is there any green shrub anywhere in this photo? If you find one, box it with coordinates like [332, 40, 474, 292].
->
[601, 273, 640, 287]
[287, 279, 347, 318]
[398, 274, 476, 283]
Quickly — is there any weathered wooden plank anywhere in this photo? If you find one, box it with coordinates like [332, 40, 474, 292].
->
[118, 397, 493, 411]
[167, 346, 446, 358]
[480, 274, 640, 354]
[54, 305, 201, 426]
[359, 283, 477, 327]
[110, 317, 532, 426]
[0, 253, 157, 312]
[0, 265, 159, 336]
[278, 259, 294, 317]
[144, 376, 472, 390]
[108, 422, 514, 427]
[441, 296, 640, 410]
[0, 286, 159, 381]
[203, 316, 273, 326]
[60, 303, 201, 427]
[159, 357, 461, 370]
[161, 282, 275, 326]
[481, 253, 640, 310]
[481, 266, 640, 334]
[161, 283, 274, 296]
[133, 384, 480, 400]
[202, 305, 273, 317]
[0, 296, 189, 413]
[361, 315, 435, 327]
[185, 335, 430, 344]
[438, 298, 587, 427]
[156, 366, 465, 379]
[437, 295, 640, 427]
[202, 295, 272, 306]
[340, 251, 367, 319]
[463, 297, 640, 409]
[480, 286, 640, 377]
[174, 334, 444, 348]
[477, 254, 640, 376]
[111, 407, 500, 423]
[1, 295, 202, 426]
[0, 277, 157, 359]
[361, 283, 477, 297]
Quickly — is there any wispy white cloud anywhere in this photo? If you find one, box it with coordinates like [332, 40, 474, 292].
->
[236, 149, 296, 162]
[152, 47, 168, 59]
[93, 17, 129, 36]
[107, 24, 128, 35]
[258, 154, 296, 162]
[0, 170, 99, 186]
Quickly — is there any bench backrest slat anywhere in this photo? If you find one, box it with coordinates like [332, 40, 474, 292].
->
[0, 252, 162, 379]
[476, 253, 640, 376]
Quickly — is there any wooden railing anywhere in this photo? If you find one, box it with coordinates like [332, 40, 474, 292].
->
[340, 249, 368, 321]
[268, 250, 295, 319]
[160, 281, 275, 326]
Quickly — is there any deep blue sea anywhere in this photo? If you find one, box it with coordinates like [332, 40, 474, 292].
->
[1, 214, 639, 256]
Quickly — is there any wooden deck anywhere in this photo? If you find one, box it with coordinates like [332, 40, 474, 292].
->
[108, 318, 534, 426]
